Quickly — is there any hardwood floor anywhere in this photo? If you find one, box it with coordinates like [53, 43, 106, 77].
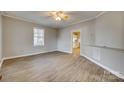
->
[0, 51, 123, 82]
[72, 47, 80, 56]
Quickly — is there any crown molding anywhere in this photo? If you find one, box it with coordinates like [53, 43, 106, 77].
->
[94, 11, 106, 18]
[1, 11, 106, 29]
[62, 11, 106, 28]
[1, 11, 39, 24]
[1, 11, 57, 29]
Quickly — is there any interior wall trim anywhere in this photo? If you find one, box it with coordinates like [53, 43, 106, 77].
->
[0, 50, 57, 69]
[0, 49, 124, 80]
[83, 44, 124, 52]
[1, 12, 54, 29]
[64, 11, 106, 28]
[57, 50, 72, 54]
[80, 53, 124, 79]
[1, 11, 106, 29]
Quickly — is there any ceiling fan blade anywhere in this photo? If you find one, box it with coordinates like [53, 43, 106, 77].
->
[60, 15, 69, 20]
[46, 11, 69, 21]
[64, 16, 69, 20]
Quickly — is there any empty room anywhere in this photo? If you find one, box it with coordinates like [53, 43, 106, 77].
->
[0, 11, 124, 82]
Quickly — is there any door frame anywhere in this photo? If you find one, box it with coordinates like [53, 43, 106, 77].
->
[70, 29, 81, 55]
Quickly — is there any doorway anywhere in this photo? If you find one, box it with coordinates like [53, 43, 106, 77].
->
[72, 32, 80, 55]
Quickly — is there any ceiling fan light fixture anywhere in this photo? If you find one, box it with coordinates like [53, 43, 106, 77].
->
[55, 16, 61, 21]
[49, 11, 69, 21]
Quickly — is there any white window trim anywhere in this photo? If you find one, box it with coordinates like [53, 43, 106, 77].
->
[33, 27, 44, 47]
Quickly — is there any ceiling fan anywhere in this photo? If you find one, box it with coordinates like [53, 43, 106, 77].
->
[48, 11, 69, 21]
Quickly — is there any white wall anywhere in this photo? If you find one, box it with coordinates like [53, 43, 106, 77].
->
[95, 12, 124, 49]
[57, 19, 96, 53]
[1, 12, 124, 79]
[0, 14, 2, 62]
[57, 12, 124, 78]
[57, 27, 72, 53]
[0, 14, 2, 77]
[2, 16, 57, 58]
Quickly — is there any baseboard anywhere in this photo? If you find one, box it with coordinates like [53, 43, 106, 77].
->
[0, 59, 3, 78]
[0, 50, 57, 78]
[0, 74, 2, 80]
[0, 59, 4, 68]
[57, 49, 72, 54]
[81, 53, 124, 79]
[0, 50, 57, 66]
[1, 50, 124, 80]
[3, 50, 57, 60]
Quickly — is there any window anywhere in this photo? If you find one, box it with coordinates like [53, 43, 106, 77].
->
[33, 28, 44, 46]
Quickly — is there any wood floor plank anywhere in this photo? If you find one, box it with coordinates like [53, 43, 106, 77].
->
[0, 51, 123, 82]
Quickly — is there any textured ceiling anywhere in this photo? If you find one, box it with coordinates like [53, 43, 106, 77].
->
[3, 11, 102, 29]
